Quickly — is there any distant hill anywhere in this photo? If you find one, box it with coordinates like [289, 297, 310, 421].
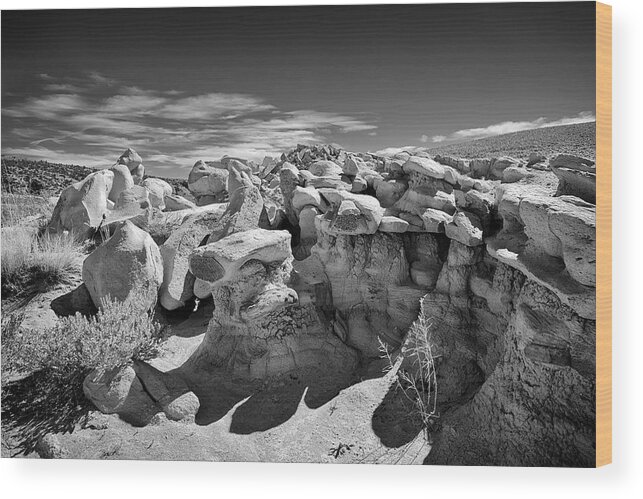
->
[0, 158, 192, 199]
[426, 122, 595, 161]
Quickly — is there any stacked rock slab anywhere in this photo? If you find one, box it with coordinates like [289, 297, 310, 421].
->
[549, 154, 596, 203]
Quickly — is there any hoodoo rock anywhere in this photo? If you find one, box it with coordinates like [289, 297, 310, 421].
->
[159, 165, 262, 310]
[117, 147, 145, 184]
[188, 227, 356, 379]
[82, 221, 163, 311]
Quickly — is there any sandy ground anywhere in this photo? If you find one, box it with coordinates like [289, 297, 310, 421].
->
[2, 294, 429, 464]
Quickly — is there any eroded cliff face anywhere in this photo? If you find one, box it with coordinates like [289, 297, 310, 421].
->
[290, 151, 597, 466]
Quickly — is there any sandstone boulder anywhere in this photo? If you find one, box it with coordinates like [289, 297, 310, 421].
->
[158, 207, 227, 310]
[164, 194, 196, 211]
[117, 148, 144, 184]
[445, 210, 484, 246]
[82, 221, 163, 311]
[317, 189, 384, 235]
[291, 186, 322, 214]
[115, 185, 150, 210]
[48, 170, 113, 237]
[142, 178, 173, 210]
[108, 164, 135, 203]
[402, 156, 447, 179]
[378, 215, 409, 233]
[309, 160, 343, 177]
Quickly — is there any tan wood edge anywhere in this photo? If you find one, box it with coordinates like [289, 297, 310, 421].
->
[595, 1, 612, 467]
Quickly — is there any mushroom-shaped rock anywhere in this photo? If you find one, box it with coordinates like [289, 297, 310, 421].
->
[142, 178, 173, 209]
[82, 221, 163, 311]
[445, 210, 484, 246]
[189, 229, 292, 285]
[317, 189, 384, 235]
[108, 164, 135, 203]
[48, 169, 114, 237]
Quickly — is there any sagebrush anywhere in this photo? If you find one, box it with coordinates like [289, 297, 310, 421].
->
[1, 285, 166, 453]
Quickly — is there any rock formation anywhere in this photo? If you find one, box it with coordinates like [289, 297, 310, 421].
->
[82, 220, 163, 311]
[58, 143, 596, 466]
[188, 227, 357, 379]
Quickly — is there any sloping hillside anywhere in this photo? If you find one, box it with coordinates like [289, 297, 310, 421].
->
[427, 122, 595, 160]
[1, 158, 192, 200]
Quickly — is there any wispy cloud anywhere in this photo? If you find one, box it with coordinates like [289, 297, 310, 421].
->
[429, 111, 595, 143]
[2, 72, 377, 175]
[373, 145, 427, 157]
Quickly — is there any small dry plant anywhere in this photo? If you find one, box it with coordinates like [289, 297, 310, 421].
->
[1, 227, 86, 296]
[379, 301, 439, 440]
[1, 282, 165, 454]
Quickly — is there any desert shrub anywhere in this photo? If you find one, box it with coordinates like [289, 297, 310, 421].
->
[379, 301, 439, 440]
[1, 228, 85, 296]
[1, 284, 165, 454]
[2, 288, 164, 380]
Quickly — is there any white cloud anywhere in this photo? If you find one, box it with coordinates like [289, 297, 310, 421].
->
[2, 73, 378, 174]
[420, 134, 429, 143]
[434, 112, 595, 143]
[373, 145, 426, 157]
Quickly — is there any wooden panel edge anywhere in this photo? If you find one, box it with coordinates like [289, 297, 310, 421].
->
[595, 0, 612, 468]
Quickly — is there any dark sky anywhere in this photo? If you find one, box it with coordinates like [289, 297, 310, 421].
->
[1, 3, 596, 176]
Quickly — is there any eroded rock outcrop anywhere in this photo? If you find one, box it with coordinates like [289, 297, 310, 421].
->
[188, 227, 357, 379]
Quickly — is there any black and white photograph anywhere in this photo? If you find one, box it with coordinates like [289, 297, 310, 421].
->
[1, 1, 604, 467]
